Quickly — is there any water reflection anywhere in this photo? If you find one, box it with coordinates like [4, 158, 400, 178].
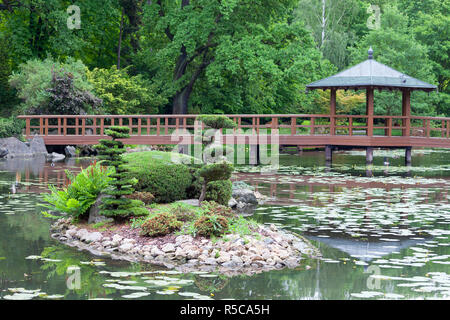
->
[0, 149, 449, 300]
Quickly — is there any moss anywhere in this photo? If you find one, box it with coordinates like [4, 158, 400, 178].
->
[193, 215, 229, 237]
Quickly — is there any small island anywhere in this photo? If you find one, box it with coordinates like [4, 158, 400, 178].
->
[43, 121, 320, 276]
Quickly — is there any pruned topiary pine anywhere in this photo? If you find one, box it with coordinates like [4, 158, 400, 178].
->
[195, 115, 236, 205]
[95, 126, 148, 219]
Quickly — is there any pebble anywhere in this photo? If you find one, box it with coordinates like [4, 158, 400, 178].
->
[51, 217, 320, 276]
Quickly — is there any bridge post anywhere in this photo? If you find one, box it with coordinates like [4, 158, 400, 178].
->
[249, 144, 258, 165]
[405, 147, 412, 166]
[366, 147, 374, 165]
[325, 145, 333, 163]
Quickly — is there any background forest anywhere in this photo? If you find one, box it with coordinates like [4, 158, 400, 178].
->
[0, 0, 448, 136]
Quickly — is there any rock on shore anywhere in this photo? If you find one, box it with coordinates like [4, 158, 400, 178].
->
[50, 218, 320, 276]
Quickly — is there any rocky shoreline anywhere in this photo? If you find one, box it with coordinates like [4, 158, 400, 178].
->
[51, 218, 320, 276]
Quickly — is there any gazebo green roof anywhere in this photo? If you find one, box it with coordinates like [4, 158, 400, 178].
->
[306, 48, 438, 92]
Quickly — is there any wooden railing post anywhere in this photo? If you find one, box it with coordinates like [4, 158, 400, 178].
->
[310, 117, 315, 135]
[349, 117, 353, 136]
[39, 118, 43, 135]
[26, 118, 30, 137]
[291, 117, 296, 135]
[387, 118, 392, 137]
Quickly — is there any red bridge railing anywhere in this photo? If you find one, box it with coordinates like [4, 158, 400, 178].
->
[17, 114, 450, 147]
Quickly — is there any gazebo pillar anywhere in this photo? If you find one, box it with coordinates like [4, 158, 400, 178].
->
[402, 89, 411, 136]
[366, 87, 374, 136]
[330, 89, 336, 135]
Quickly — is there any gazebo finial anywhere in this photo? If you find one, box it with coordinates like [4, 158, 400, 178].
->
[368, 47, 374, 60]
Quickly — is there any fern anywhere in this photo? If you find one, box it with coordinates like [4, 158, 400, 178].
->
[40, 162, 113, 219]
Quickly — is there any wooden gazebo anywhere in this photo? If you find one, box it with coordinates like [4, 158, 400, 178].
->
[306, 47, 438, 165]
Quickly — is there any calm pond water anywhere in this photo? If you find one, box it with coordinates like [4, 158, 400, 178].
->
[0, 149, 449, 300]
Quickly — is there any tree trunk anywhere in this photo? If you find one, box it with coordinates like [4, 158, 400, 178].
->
[199, 181, 207, 203]
[117, 9, 125, 70]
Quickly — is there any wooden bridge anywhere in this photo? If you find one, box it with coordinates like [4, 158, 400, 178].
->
[18, 113, 450, 147]
[17, 113, 450, 165]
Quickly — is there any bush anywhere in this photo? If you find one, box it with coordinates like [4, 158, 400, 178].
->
[9, 57, 94, 115]
[141, 212, 182, 237]
[198, 161, 234, 202]
[205, 180, 232, 206]
[125, 192, 155, 205]
[40, 162, 113, 220]
[86, 66, 166, 115]
[0, 117, 25, 138]
[193, 215, 229, 237]
[123, 151, 194, 203]
[169, 203, 200, 222]
[196, 115, 237, 130]
[201, 201, 235, 219]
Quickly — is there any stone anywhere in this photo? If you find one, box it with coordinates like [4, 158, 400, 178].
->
[88, 194, 114, 225]
[29, 136, 48, 155]
[217, 253, 231, 264]
[119, 243, 134, 252]
[48, 152, 65, 162]
[82, 232, 103, 243]
[231, 256, 243, 265]
[0, 147, 9, 158]
[78, 145, 97, 157]
[76, 229, 89, 239]
[175, 235, 193, 245]
[232, 188, 258, 205]
[161, 243, 175, 253]
[111, 234, 124, 246]
[228, 197, 237, 208]
[65, 146, 77, 157]
[0, 137, 33, 158]
[151, 247, 164, 256]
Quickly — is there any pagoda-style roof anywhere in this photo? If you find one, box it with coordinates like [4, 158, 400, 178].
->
[307, 48, 438, 92]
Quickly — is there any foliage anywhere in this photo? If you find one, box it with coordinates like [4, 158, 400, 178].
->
[200, 201, 235, 219]
[193, 215, 229, 238]
[197, 161, 234, 203]
[140, 211, 182, 237]
[349, 4, 439, 116]
[86, 66, 166, 115]
[40, 162, 113, 220]
[122, 151, 194, 203]
[0, 117, 25, 138]
[95, 126, 148, 219]
[316, 90, 366, 114]
[9, 57, 94, 115]
[197, 115, 237, 130]
[204, 180, 232, 206]
[136, 0, 333, 114]
[125, 192, 155, 205]
[45, 70, 102, 115]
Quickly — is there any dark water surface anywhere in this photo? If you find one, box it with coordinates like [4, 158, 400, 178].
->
[0, 149, 449, 300]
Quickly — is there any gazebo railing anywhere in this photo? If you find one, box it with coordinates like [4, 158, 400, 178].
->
[18, 114, 450, 140]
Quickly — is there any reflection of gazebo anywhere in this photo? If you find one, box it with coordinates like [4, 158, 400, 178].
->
[306, 48, 438, 165]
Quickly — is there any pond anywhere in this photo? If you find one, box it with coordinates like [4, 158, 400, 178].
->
[0, 149, 449, 300]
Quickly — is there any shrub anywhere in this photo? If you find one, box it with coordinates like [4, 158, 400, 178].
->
[205, 180, 232, 206]
[141, 212, 182, 237]
[86, 66, 166, 115]
[169, 203, 200, 222]
[123, 151, 194, 203]
[196, 115, 237, 130]
[9, 57, 94, 115]
[201, 201, 235, 219]
[95, 126, 148, 219]
[125, 192, 155, 205]
[0, 117, 25, 138]
[198, 161, 234, 202]
[40, 162, 113, 220]
[193, 215, 229, 238]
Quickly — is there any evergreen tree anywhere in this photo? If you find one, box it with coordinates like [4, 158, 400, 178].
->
[95, 126, 148, 219]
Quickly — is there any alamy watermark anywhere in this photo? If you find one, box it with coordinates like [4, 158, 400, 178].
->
[367, 4, 381, 30]
[66, 266, 81, 290]
[169, 120, 280, 173]
[67, 5, 81, 30]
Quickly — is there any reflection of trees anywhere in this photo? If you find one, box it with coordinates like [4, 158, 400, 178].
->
[194, 275, 230, 293]
[39, 246, 116, 300]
